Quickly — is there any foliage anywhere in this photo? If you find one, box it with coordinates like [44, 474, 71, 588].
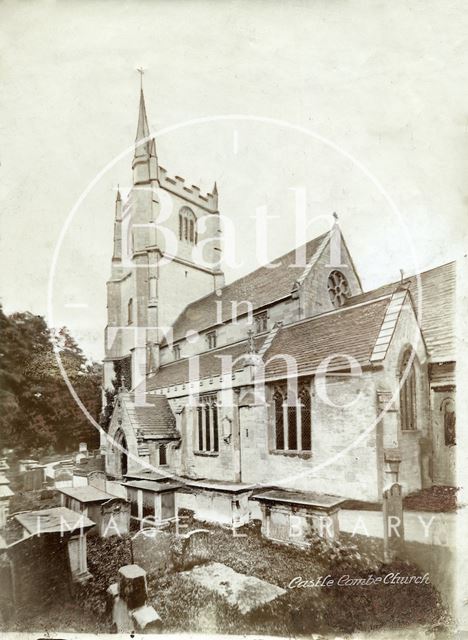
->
[0, 305, 102, 456]
[76, 534, 132, 617]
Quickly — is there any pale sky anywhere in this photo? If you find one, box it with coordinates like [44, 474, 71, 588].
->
[1, 0, 467, 360]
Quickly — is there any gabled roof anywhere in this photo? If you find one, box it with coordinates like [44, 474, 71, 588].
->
[261, 297, 391, 380]
[167, 232, 330, 343]
[122, 393, 178, 440]
[345, 262, 455, 361]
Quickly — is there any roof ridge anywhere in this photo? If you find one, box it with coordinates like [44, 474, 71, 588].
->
[353, 260, 456, 301]
[166, 231, 330, 336]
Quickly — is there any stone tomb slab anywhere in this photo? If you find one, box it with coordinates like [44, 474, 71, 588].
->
[180, 562, 286, 614]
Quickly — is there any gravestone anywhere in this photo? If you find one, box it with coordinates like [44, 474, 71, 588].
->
[383, 482, 404, 562]
[107, 564, 162, 632]
[88, 471, 106, 491]
[132, 529, 173, 574]
[101, 498, 130, 536]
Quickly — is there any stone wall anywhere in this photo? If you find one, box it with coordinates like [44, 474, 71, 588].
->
[239, 372, 380, 502]
[375, 299, 431, 495]
[300, 235, 362, 318]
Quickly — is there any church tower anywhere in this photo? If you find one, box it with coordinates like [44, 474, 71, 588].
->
[103, 81, 224, 393]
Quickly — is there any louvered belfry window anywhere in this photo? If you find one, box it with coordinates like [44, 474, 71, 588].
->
[179, 206, 197, 244]
[273, 385, 312, 452]
[400, 349, 417, 431]
[196, 394, 219, 453]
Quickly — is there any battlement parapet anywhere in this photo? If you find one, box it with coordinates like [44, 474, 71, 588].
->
[158, 166, 218, 211]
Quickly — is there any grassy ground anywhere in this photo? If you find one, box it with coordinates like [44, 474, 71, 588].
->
[2, 508, 451, 636]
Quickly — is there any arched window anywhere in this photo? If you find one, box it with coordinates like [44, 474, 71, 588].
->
[299, 387, 312, 451]
[127, 298, 133, 325]
[287, 404, 297, 450]
[196, 394, 219, 453]
[274, 390, 284, 450]
[179, 207, 197, 244]
[442, 398, 456, 446]
[159, 444, 167, 465]
[205, 403, 211, 451]
[273, 384, 312, 452]
[400, 349, 417, 431]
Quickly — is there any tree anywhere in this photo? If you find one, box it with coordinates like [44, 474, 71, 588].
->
[0, 305, 102, 456]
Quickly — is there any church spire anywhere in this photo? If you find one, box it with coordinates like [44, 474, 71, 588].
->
[132, 69, 158, 184]
[135, 87, 150, 145]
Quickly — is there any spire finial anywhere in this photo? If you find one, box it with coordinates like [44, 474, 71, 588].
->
[137, 66, 145, 92]
[213, 181, 218, 195]
[333, 211, 339, 222]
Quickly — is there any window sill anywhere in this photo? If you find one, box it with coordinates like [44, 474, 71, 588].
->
[270, 449, 312, 459]
[400, 429, 419, 434]
[194, 451, 219, 457]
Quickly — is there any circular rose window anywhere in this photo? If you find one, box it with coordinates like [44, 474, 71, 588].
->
[327, 270, 349, 308]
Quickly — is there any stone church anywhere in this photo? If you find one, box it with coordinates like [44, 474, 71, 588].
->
[102, 87, 456, 530]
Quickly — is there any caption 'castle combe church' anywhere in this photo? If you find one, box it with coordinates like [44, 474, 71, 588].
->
[101, 86, 456, 532]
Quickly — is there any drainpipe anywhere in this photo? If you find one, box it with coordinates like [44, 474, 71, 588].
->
[234, 388, 242, 483]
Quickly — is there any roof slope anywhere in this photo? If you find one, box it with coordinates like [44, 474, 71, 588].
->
[122, 393, 178, 439]
[345, 262, 455, 361]
[168, 232, 329, 342]
[145, 299, 390, 390]
[261, 297, 391, 379]
[146, 335, 264, 391]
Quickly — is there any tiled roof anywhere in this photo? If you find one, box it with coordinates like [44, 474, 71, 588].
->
[261, 297, 391, 379]
[122, 393, 178, 439]
[167, 232, 330, 342]
[144, 300, 389, 390]
[344, 262, 455, 361]
[146, 336, 264, 391]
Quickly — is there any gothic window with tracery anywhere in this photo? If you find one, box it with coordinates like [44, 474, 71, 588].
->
[327, 270, 349, 308]
[196, 394, 219, 453]
[272, 384, 312, 452]
[400, 349, 417, 431]
[179, 207, 197, 244]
